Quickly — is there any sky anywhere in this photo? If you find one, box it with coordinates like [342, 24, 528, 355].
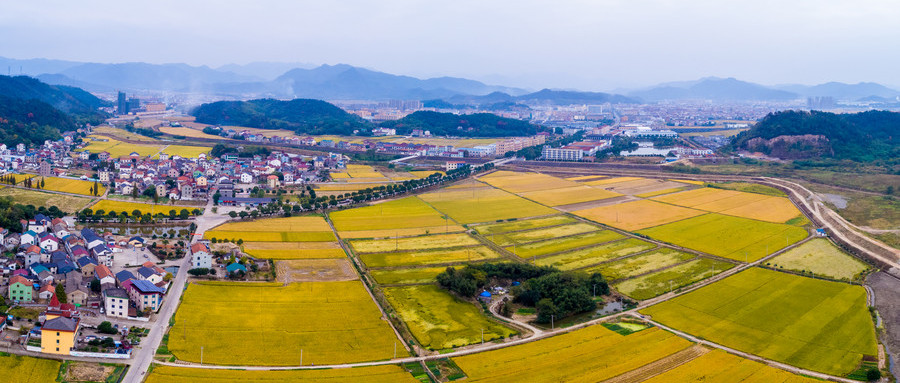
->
[1, 0, 900, 91]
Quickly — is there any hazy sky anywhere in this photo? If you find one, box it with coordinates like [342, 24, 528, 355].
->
[2, 0, 899, 91]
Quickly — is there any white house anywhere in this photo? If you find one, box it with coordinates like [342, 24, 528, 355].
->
[103, 288, 129, 318]
[190, 242, 212, 269]
[240, 172, 253, 184]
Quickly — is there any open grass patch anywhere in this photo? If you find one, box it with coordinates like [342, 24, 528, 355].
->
[0, 188, 92, 212]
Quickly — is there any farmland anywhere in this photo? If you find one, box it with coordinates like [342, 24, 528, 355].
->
[614, 257, 735, 300]
[0, 188, 92, 212]
[27, 176, 106, 196]
[383, 285, 516, 350]
[205, 216, 337, 243]
[146, 364, 418, 383]
[653, 187, 803, 223]
[159, 126, 227, 139]
[169, 281, 399, 365]
[504, 230, 628, 259]
[371, 267, 448, 284]
[160, 144, 212, 158]
[359, 246, 500, 267]
[473, 215, 576, 235]
[487, 222, 598, 246]
[768, 238, 870, 280]
[419, 184, 556, 224]
[585, 248, 696, 281]
[573, 199, 705, 231]
[640, 267, 877, 376]
[453, 325, 693, 382]
[80, 136, 162, 157]
[531, 238, 655, 270]
[350, 233, 480, 253]
[329, 197, 456, 235]
[90, 199, 196, 216]
[637, 213, 808, 262]
[479, 171, 580, 193]
[0, 353, 61, 383]
[643, 349, 820, 383]
[519, 185, 621, 206]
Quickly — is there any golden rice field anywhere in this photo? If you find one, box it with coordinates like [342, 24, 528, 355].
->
[487, 222, 599, 246]
[93, 126, 159, 142]
[205, 216, 337, 243]
[81, 136, 162, 157]
[653, 187, 803, 223]
[573, 199, 705, 231]
[330, 197, 449, 232]
[159, 126, 228, 139]
[565, 175, 607, 181]
[583, 176, 643, 186]
[480, 171, 580, 193]
[243, 243, 347, 260]
[506, 230, 627, 259]
[637, 213, 808, 262]
[90, 199, 195, 215]
[383, 285, 516, 350]
[0, 188, 92, 212]
[584, 248, 695, 280]
[337, 225, 466, 239]
[641, 267, 877, 376]
[614, 257, 735, 300]
[206, 230, 336, 242]
[474, 215, 576, 235]
[532, 238, 656, 270]
[169, 281, 399, 365]
[642, 349, 820, 383]
[315, 183, 389, 191]
[0, 353, 61, 383]
[359, 246, 500, 267]
[350, 233, 480, 253]
[370, 266, 448, 284]
[453, 325, 693, 382]
[635, 187, 685, 198]
[518, 185, 621, 206]
[146, 365, 417, 383]
[768, 238, 870, 280]
[160, 145, 212, 158]
[28, 176, 106, 196]
[419, 185, 556, 224]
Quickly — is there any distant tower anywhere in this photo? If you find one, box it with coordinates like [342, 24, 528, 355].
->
[117, 92, 127, 115]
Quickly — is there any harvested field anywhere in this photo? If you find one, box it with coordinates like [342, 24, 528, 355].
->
[583, 176, 643, 186]
[452, 325, 692, 382]
[505, 230, 627, 259]
[0, 188, 92, 212]
[614, 257, 735, 300]
[384, 285, 516, 349]
[573, 199, 705, 231]
[596, 178, 685, 196]
[350, 233, 480, 253]
[565, 175, 607, 181]
[641, 267, 878, 376]
[635, 187, 685, 198]
[276, 259, 357, 283]
[532, 238, 655, 270]
[359, 246, 500, 267]
[642, 349, 821, 382]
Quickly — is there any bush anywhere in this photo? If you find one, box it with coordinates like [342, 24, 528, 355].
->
[187, 268, 210, 276]
[97, 321, 118, 334]
[867, 368, 881, 381]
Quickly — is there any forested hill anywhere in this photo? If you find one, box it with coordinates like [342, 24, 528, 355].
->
[191, 98, 372, 136]
[0, 96, 67, 146]
[728, 110, 900, 162]
[380, 111, 539, 137]
[0, 75, 108, 123]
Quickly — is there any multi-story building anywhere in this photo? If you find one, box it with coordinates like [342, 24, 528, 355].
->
[8, 275, 33, 302]
[541, 146, 584, 161]
[41, 316, 80, 355]
[103, 288, 129, 318]
[190, 242, 212, 269]
[128, 280, 165, 312]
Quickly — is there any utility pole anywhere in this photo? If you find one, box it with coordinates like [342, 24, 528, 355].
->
[551, 315, 555, 330]
[394, 342, 397, 359]
[481, 328, 484, 344]
[300, 349, 303, 366]
[200, 346, 203, 365]
[593, 284, 597, 298]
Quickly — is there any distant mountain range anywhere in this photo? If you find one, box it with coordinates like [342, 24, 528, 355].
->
[626, 77, 900, 102]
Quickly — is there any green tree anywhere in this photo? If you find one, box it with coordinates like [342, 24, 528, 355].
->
[55, 284, 67, 303]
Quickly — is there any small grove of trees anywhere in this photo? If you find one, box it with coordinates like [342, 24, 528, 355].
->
[0, 197, 66, 233]
[77, 207, 201, 223]
[437, 263, 609, 323]
[97, 321, 118, 335]
[188, 268, 212, 276]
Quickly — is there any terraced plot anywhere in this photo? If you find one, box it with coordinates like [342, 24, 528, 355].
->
[585, 248, 695, 281]
[518, 185, 621, 206]
[453, 325, 692, 382]
[384, 285, 516, 350]
[487, 223, 598, 246]
[169, 281, 399, 365]
[614, 257, 735, 300]
[573, 199, 705, 231]
[419, 186, 556, 224]
[359, 246, 500, 267]
[638, 213, 808, 262]
[350, 233, 480, 253]
[370, 267, 448, 284]
[504, 230, 627, 259]
[642, 349, 820, 383]
[330, 197, 452, 234]
[146, 364, 418, 383]
[532, 238, 655, 270]
[769, 238, 870, 280]
[474, 215, 575, 235]
[91, 200, 197, 216]
[641, 267, 877, 376]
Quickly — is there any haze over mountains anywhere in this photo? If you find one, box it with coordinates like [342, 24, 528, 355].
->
[2, 56, 899, 104]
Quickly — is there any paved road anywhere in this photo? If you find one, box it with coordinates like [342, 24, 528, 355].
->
[123, 194, 225, 383]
